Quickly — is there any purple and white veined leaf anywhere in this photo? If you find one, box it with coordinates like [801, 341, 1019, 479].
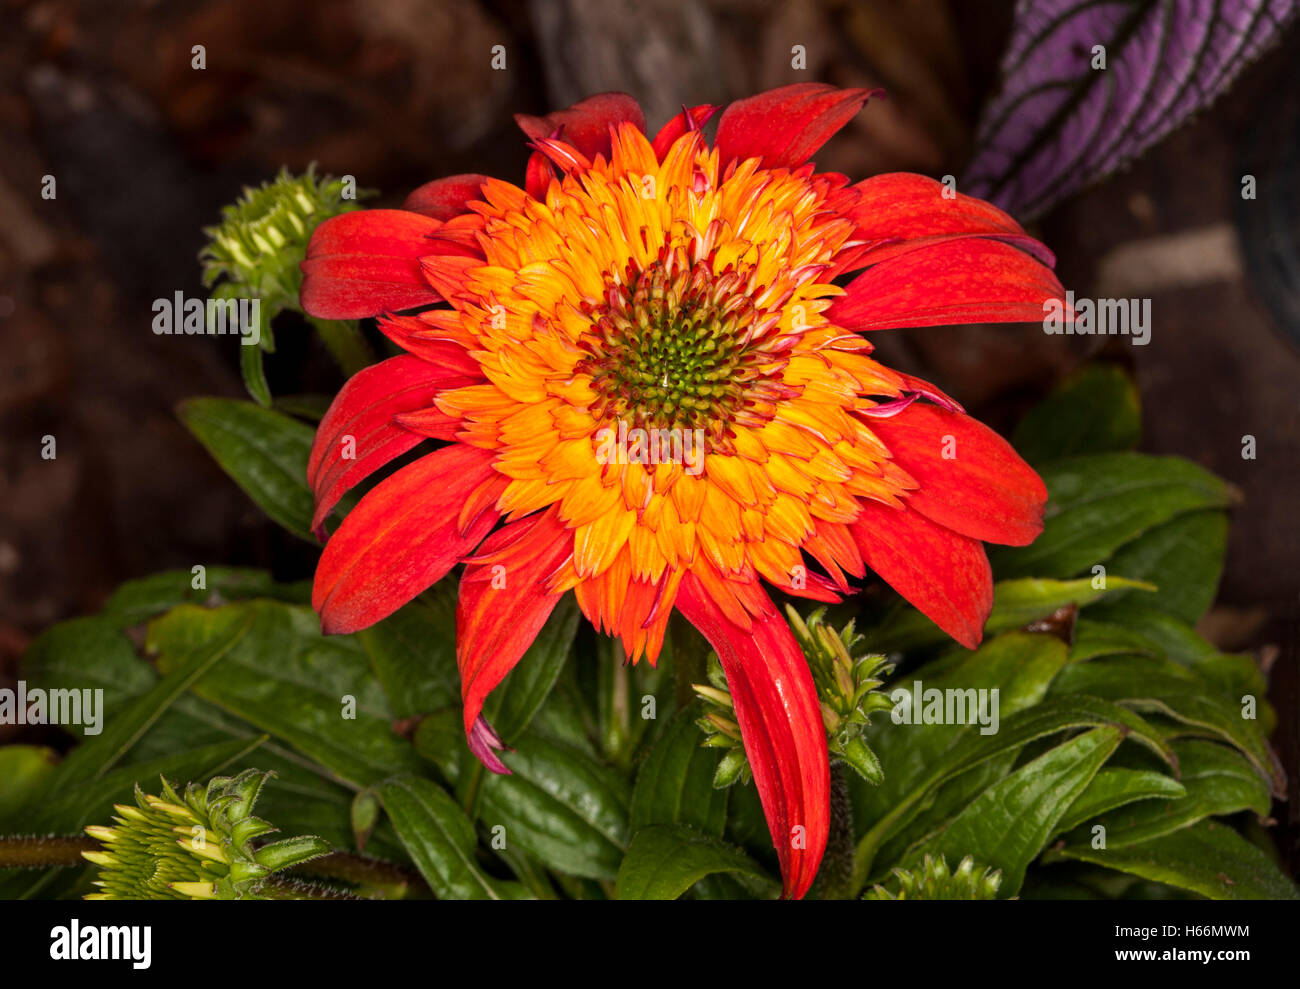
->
[965, 0, 1298, 220]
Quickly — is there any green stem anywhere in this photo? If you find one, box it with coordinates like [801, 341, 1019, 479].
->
[291, 852, 425, 899]
[811, 763, 856, 899]
[669, 612, 710, 710]
[307, 316, 374, 375]
[0, 835, 95, 868]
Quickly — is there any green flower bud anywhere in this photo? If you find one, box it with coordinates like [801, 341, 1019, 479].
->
[82, 769, 332, 900]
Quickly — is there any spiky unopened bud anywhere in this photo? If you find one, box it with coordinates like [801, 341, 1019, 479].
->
[863, 854, 1002, 900]
[82, 769, 331, 900]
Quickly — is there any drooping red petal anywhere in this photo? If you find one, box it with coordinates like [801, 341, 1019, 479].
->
[402, 174, 492, 221]
[313, 444, 503, 634]
[865, 403, 1046, 547]
[713, 83, 877, 171]
[457, 509, 573, 748]
[515, 92, 646, 163]
[676, 572, 830, 900]
[300, 210, 462, 319]
[375, 314, 483, 372]
[307, 355, 477, 533]
[835, 173, 1055, 273]
[650, 103, 719, 160]
[849, 501, 993, 649]
[828, 238, 1065, 332]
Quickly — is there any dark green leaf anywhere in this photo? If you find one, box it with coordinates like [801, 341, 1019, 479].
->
[356, 593, 460, 720]
[1013, 365, 1141, 464]
[616, 825, 774, 900]
[917, 726, 1124, 896]
[1100, 510, 1228, 623]
[1055, 768, 1186, 836]
[990, 453, 1230, 579]
[868, 575, 1154, 653]
[178, 397, 316, 540]
[377, 775, 530, 900]
[1053, 819, 1298, 900]
[630, 707, 728, 837]
[101, 568, 309, 628]
[148, 601, 423, 786]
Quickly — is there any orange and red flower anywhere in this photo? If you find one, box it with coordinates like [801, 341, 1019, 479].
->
[300, 85, 1057, 898]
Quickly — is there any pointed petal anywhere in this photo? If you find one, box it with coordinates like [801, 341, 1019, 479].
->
[307, 355, 477, 532]
[837, 173, 1055, 272]
[676, 572, 829, 899]
[515, 93, 646, 162]
[829, 238, 1065, 331]
[300, 210, 453, 319]
[402, 174, 492, 221]
[314, 445, 502, 634]
[849, 501, 993, 649]
[457, 509, 573, 750]
[865, 403, 1046, 547]
[714, 84, 878, 170]
[650, 103, 719, 159]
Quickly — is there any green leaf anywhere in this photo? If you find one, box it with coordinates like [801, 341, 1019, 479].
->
[1099, 510, 1228, 623]
[356, 593, 461, 720]
[862, 694, 1174, 878]
[0, 746, 59, 824]
[630, 706, 728, 837]
[148, 601, 423, 787]
[1053, 819, 1299, 900]
[1060, 741, 1270, 850]
[1049, 655, 1279, 795]
[916, 726, 1124, 896]
[1012, 365, 1141, 465]
[377, 775, 530, 900]
[868, 575, 1154, 653]
[477, 733, 631, 880]
[21, 616, 153, 711]
[616, 825, 774, 900]
[52, 608, 256, 787]
[483, 595, 581, 743]
[990, 453, 1230, 580]
[101, 567, 309, 628]
[854, 631, 1072, 834]
[1054, 768, 1186, 836]
[26, 736, 265, 835]
[178, 397, 316, 540]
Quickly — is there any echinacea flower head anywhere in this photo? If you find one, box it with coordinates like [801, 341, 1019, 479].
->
[300, 85, 1060, 898]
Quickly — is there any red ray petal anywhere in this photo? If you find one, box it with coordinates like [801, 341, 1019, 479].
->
[457, 509, 573, 749]
[714, 83, 878, 171]
[828, 238, 1065, 331]
[313, 445, 502, 634]
[676, 572, 830, 899]
[650, 103, 719, 160]
[866, 403, 1046, 547]
[307, 355, 477, 533]
[515, 92, 646, 162]
[402, 174, 492, 221]
[849, 501, 993, 649]
[835, 173, 1055, 274]
[375, 315, 483, 371]
[300, 210, 456, 319]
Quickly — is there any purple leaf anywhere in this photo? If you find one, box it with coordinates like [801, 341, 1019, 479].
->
[965, 0, 1298, 219]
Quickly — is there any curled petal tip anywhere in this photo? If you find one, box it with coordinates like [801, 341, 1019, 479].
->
[468, 715, 513, 775]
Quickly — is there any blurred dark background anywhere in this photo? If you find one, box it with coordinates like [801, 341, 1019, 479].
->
[0, 0, 1297, 866]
